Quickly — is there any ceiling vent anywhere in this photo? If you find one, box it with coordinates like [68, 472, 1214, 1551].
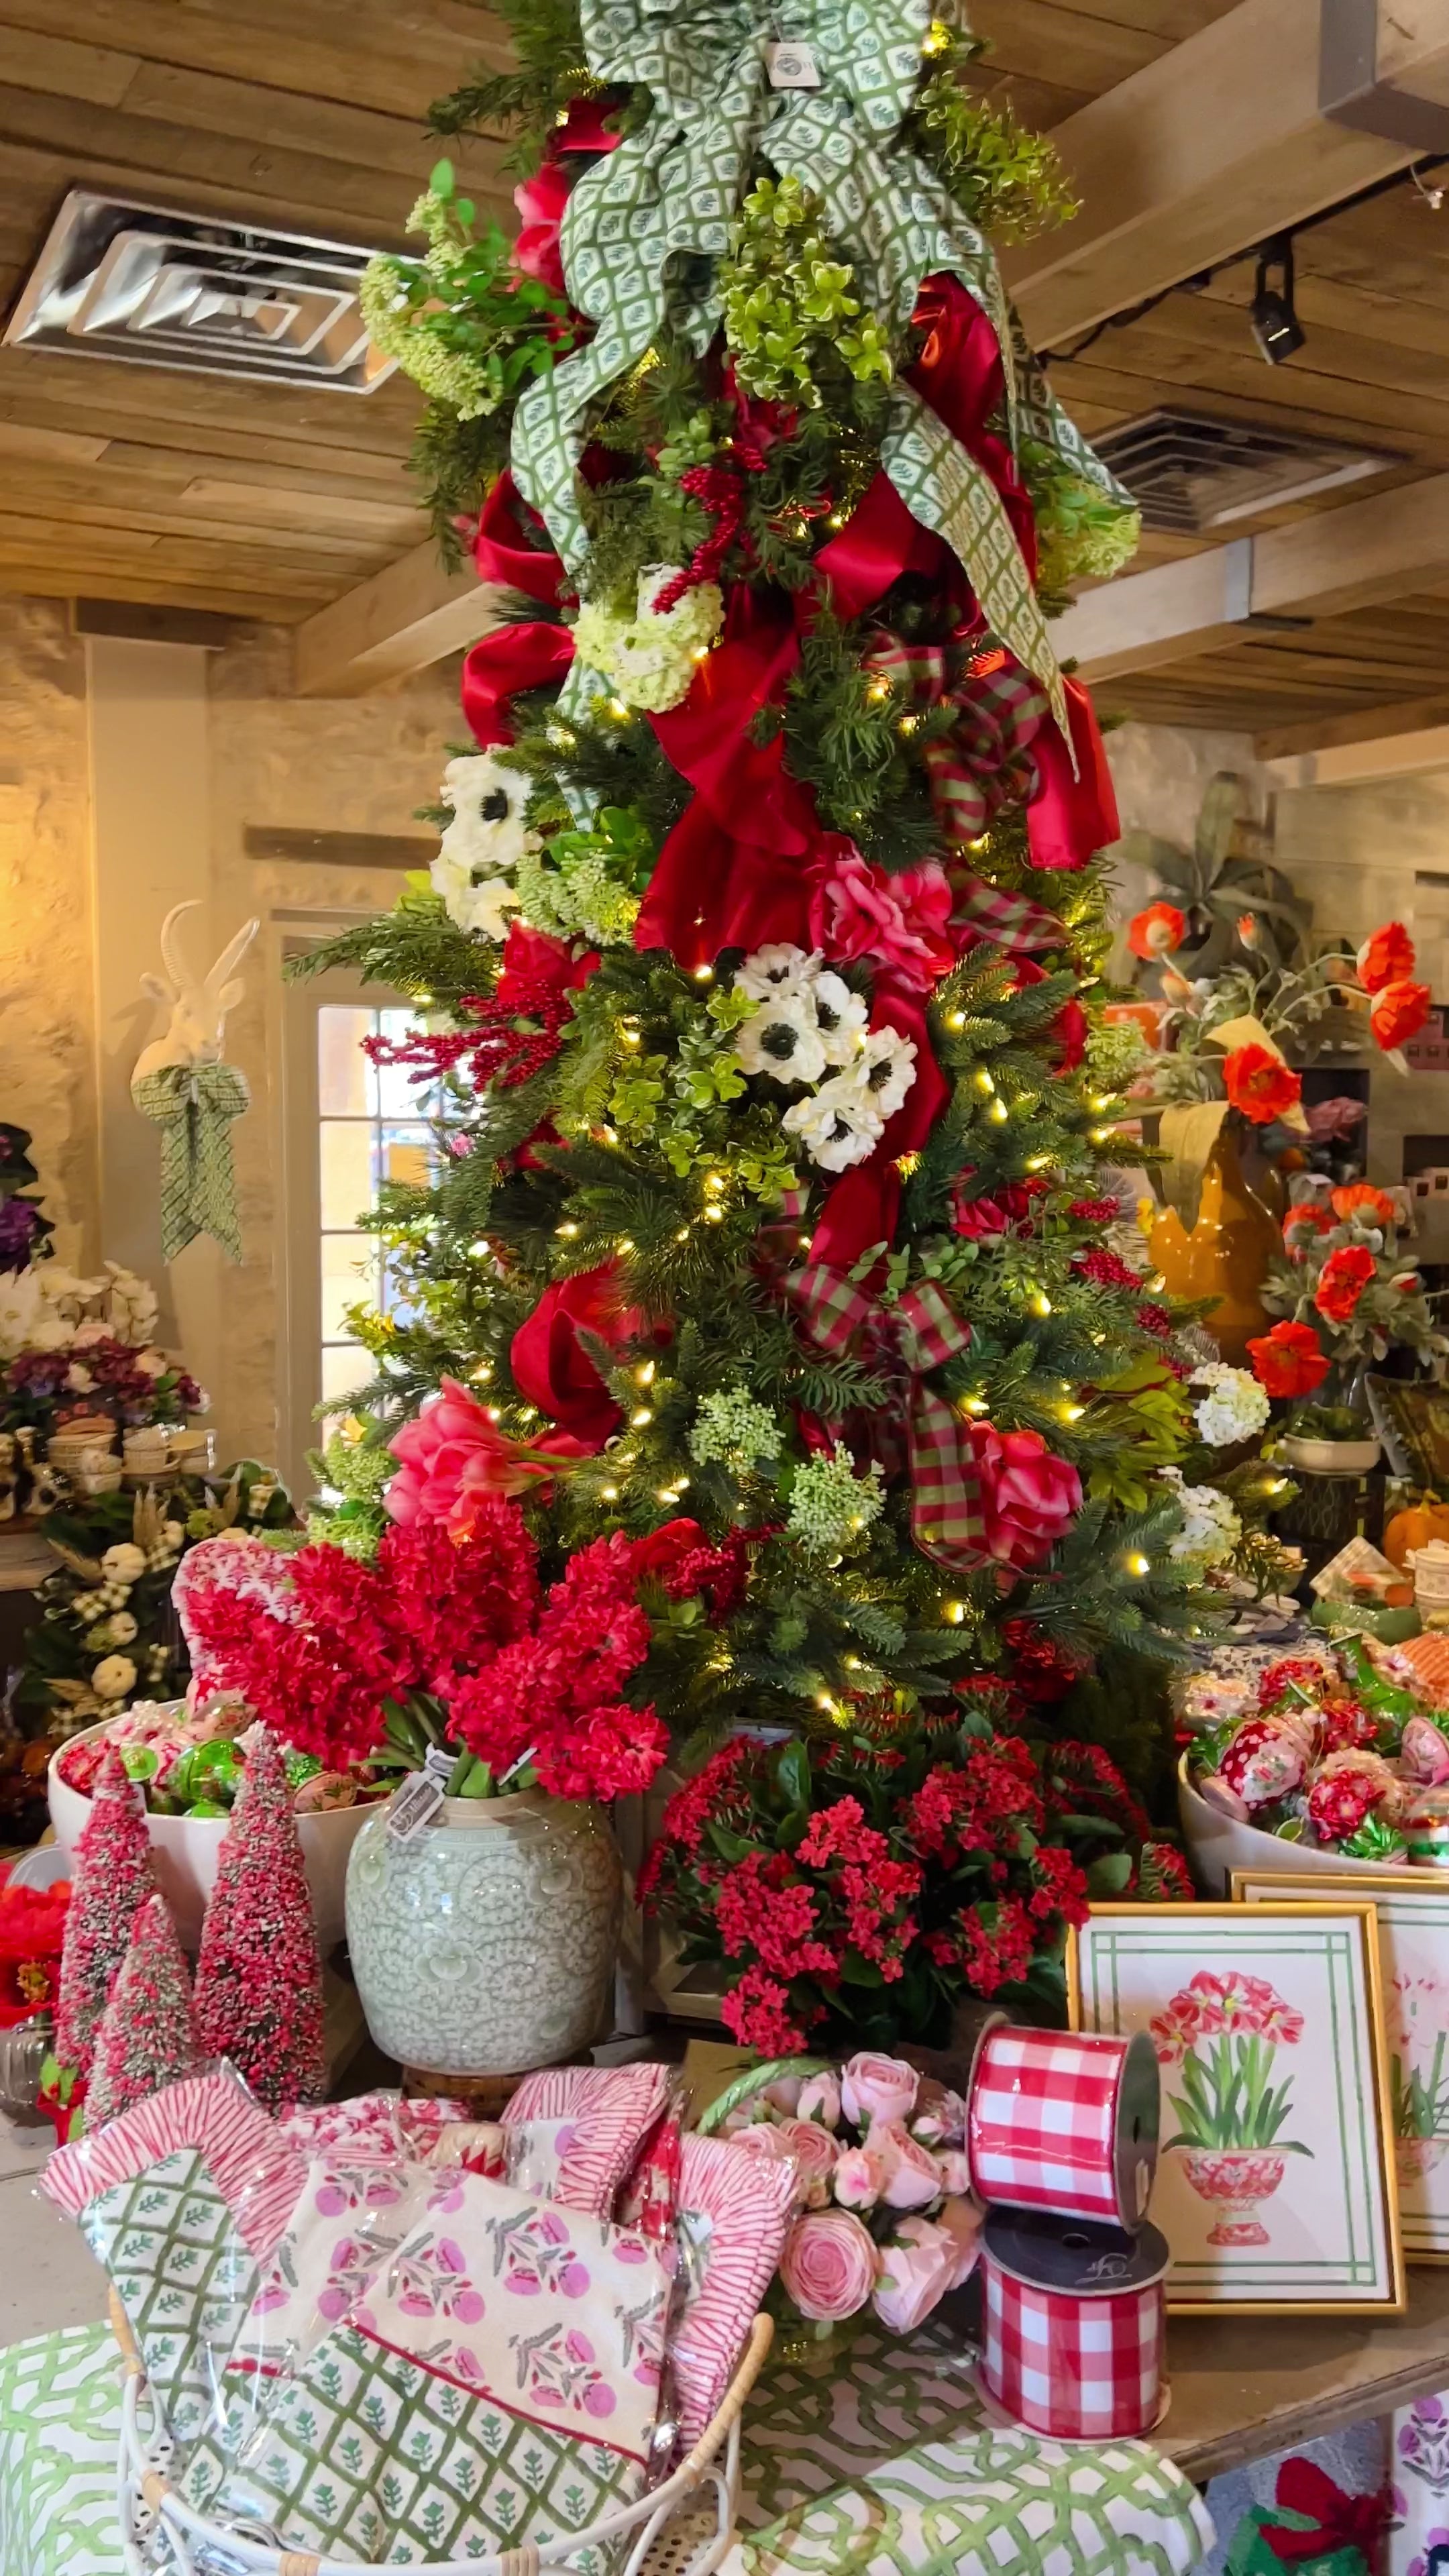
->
[1091, 408, 1396, 534]
[3, 190, 397, 393]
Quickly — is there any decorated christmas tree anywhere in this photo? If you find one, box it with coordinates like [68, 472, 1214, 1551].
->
[52, 1747, 155, 2088]
[193, 1725, 325, 2108]
[299, 2, 1223, 2035]
[85, 1892, 198, 2129]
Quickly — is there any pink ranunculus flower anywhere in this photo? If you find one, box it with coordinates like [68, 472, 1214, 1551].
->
[964, 1420, 1082, 1570]
[935, 2149, 973, 2198]
[797, 2070, 842, 2131]
[779, 2208, 878, 2322]
[808, 849, 955, 992]
[511, 160, 571, 297]
[871, 2214, 959, 2334]
[385, 1375, 586, 1528]
[776, 2118, 843, 2208]
[832, 2144, 890, 2211]
[867, 2119, 945, 2211]
[841, 2050, 918, 2129]
[934, 2194, 985, 2290]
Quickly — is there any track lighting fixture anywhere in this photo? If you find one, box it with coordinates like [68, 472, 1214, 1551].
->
[1249, 236, 1305, 365]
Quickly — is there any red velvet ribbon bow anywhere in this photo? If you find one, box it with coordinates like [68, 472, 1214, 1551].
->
[462, 472, 575, 749]
[509, 1259, 645, 1448]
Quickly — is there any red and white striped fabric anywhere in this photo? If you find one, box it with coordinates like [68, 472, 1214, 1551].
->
[981, 2248, 1164, 2440]
[671, 2133, 795, 2449]
[969, 2027, 1144, 2227]
[503, 2061, 670, 2216]
[42, 2069, 306, 2258]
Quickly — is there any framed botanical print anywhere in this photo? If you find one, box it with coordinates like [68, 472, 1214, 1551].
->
[1235, 1869, 1449, 2265]
[1067, 1903, 1404, 2314]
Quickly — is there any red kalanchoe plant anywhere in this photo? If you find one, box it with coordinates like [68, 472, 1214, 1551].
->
[181, 1506, 665, 1804]
[1246, 1318, 1330, 1399]
[641, 1709, 1156, 2054]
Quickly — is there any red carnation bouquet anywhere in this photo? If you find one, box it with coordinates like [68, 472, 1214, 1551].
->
[639, 1697, 1179, 2055]
[179, 1503, 667, 1803]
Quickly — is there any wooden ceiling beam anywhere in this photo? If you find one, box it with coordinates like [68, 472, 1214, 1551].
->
[1053, 469, 1449, 676]
[1265, 721, 1449, 785]
[1256, 688, 1449, 757]
[1006, 0, 1449, 348]
[292, 540, 502, 696]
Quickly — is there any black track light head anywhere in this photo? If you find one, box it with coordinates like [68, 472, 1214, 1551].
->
[1250, 237, 1305, 365]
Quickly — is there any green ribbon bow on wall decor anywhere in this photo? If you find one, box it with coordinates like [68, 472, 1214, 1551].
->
[510, 0, 1130, 737]
[131, 1062, 250, 1266]
[789, 1256, 987, 1568]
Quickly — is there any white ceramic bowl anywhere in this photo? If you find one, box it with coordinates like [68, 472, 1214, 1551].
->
[48, 1721, 370, 1949]
[1277, 1434, 1381, 1475]
[1177, 1751, 1412, 1895]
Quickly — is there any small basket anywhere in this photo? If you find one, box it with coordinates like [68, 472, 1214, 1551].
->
[111, 2288, 772, 2576]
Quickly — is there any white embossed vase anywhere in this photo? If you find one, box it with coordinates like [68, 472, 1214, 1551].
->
[345, 1787, 623, 2076]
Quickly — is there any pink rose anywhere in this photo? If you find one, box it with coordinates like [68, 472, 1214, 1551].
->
[808, 849, 955, 993]
[760, 2073, 805, 2114]
[871, 2215, 959, 2333]
[777, 2118, 842, 2208]
[512, 160, 570, 297]
[910, 2081, 967, 2147]
[935, 2149, 973, 2198]
[841, 2051, 918, 2129]
[868, 2119, 945, 2211]
[963, 1421, 1082, 1570]
[832, 2145, 890, 2211]
[797, 2071, 841, 2130]
[779, 2209, 878, 2322]
[731, 2123, 797, 2165]
[936, 2194, 984, 2288]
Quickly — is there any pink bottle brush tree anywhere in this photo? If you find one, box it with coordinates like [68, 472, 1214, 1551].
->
[85, 1891, 199, 2129]
[49, 1746, 156, 2128]
[193, 1723, 326, 2109]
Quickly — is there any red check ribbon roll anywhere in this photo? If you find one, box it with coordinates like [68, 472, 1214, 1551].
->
[788, 1260, 987, 1570]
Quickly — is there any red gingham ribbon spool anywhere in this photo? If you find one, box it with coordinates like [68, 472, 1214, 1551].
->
[981, 2210, 1169, 2441]
[968, 2025, 1160, 2230]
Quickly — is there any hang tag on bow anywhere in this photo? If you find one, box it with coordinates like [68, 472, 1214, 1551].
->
[767, 38, 820, 86]
[387, 1770, 445, 1843]
[423, 1745, 455, 1784]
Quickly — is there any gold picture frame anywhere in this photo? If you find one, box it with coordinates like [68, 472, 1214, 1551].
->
[1067, 1902, 1405, 2316]
[1234, 1868, 1449, 2269]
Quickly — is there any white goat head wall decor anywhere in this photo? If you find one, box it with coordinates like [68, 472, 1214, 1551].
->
[133, 903, 260, 1084]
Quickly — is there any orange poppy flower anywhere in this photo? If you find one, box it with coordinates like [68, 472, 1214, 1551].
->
[1356, 922, 1415, 995]
[1330, 1183, 1395, 1229]
[1223, 1043, 1302, 1125]
[1127, 902, 1186, 961]
[1246, 1319, 1330, 1399]
[1313, 1244, 1377, 1324]
[1370, 979, 1432, 1051]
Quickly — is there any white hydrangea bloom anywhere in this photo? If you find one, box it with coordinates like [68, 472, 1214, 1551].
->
[1160, 1465, 1241, 1568]
[1190, 1362, 1271, 1446]
[783, 1075, 883, 1172]
[574, 570, 724, 712]
[788, 1442, 886, 1553]
[689, 1387, 784, 1471]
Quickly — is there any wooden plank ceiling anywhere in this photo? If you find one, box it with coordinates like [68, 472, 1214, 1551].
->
[0, 0, 1442, 741]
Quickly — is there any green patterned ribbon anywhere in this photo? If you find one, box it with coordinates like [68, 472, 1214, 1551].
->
[789, 1259, 987, 1567]
[131, 1062, 249, 1265]
[510, 0, 1089, 721]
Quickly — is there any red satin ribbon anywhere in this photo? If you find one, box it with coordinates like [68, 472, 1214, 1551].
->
[472, 470, 570, 605]
[809, 988, 952, 1273]
[1027, 676, 1120, 870]
[908, 277, 1038, 583]
[509, 1260, 639, 1447]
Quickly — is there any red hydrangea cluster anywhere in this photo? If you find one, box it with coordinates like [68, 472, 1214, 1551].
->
[179, 1503, 667, 1803]
[639, 1713, 1148, 2056]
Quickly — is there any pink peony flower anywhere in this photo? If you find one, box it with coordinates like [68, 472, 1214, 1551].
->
[386, 1376, 588, 1527]
[796, 2070, 841, 2130]
[841, 2050, 918, 2129]
[963, 1421, 1082, 1570]
[832, 2144, 890, 2211]
[512, 160, 570, 297]
[779, 2208, 878, 2321]
[867, 2119, 945, 2210]
[808, 849, 955, 992]
[776, 2117, 842, 2207]
[935, 2193, 985, 2289]
[871, 2214, 958, 2333]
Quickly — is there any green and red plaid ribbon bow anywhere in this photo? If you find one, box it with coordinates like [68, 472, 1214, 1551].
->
[863, 635, 1067, 954]
[789, 1258, 989, 1570]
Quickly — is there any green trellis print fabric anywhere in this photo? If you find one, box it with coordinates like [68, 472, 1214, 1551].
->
[80, 2147, 259, 2447]
[511, 0, 1118, 696]
[130, 1061, 250, 1265]
[0, 2324, 126, 2576]
[215, 2320, 646, 2567]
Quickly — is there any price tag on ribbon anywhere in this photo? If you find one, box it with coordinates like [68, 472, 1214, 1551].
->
[387, 1771, 445, 1843]
[766, 38, 820, 86]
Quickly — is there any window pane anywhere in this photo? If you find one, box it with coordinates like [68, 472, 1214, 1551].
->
[382, 1125, 431, 1191]
[319, 1120, 378, 1229]
[321, 1233, 379, 1340]
[321, 1344, 373, 1406]
[317, 1006, 376, 1116]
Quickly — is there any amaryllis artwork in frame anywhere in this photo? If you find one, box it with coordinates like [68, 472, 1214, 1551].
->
[1236, 1871, 1449, 2266]
[1068, 1904, 1403, 2314]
